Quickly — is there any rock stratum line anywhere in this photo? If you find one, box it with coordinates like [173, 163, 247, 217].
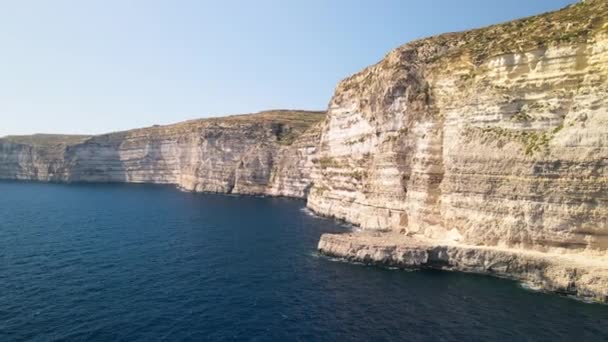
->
[1, 0, 607, 303]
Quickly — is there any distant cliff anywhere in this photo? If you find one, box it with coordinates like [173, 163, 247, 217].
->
[1, 0, 607, 303]
[0, 110, 324, 198]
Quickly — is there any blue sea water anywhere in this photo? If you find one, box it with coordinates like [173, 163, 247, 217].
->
[0, 181, 607, 341]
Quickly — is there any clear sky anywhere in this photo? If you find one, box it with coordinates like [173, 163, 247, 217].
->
[0, 0, 576, 136]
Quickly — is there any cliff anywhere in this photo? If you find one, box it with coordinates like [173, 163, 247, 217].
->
[1, 0, 607, 303]
[0, 110, 324, 198]
[311, 0, 608, 302]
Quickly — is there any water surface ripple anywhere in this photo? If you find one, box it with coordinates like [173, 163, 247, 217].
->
[0, 181, 606, 341]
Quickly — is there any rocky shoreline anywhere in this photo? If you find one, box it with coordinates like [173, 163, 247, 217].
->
[318, 232, 608, 304]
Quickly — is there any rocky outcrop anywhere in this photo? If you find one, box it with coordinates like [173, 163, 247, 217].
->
[0, 110, 325, 198]
[318, 232, 608, 303]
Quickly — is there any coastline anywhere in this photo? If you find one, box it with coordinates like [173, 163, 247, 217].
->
[2, 178, 607, 303]
[3, 1, 608, 305]
[0, 179, 608, 304]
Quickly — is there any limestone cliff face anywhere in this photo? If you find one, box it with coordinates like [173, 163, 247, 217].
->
[267, 122, 323, 198]
[0, 135, 87, 181]
[0, 111, 325, 198]
[308, 0, 608, 255]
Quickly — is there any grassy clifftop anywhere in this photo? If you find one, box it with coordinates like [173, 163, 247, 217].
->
[438, 0, 608, 63]
[172, 110, 325, 131]
[1, 134, 92, 147]
[1, 110, 326, 147]
[335, 0, 608, 110]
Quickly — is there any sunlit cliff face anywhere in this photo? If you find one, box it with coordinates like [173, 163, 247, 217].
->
[0, 110, 324, 199]
[308, 0, 608, 254]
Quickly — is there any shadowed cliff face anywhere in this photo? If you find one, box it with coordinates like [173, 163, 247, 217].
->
[307, 0, 608, 254]
[0, 110, 325, 198]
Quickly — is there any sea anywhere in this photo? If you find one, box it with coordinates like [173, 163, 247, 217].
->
[1, 181, 606, 341]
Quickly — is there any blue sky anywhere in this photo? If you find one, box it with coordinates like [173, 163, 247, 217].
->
[0, 0, 576, 136]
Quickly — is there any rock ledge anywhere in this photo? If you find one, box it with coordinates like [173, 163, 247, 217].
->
[318, 232, 608, 304]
